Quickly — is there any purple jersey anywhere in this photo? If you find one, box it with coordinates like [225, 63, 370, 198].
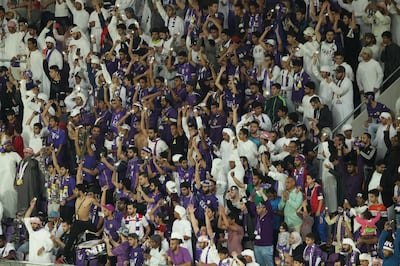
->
[111, 109, 127, 134]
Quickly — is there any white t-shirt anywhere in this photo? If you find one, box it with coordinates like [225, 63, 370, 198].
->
[122, 213, 149, 239]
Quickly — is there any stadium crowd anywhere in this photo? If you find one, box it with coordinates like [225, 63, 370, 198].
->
[0, 0, 399, 265]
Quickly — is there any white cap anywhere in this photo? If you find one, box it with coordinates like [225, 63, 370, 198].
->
[170, 232, 183, 241]
[342, 124, 352, 132]
[91, 56, 100, 65]
[70, 108, 81, 117]
[303, 27, 315, 37]
[380, 112, 391, 119]
[361, 47, 373, 56]
[45, 36, 56, 45]
[166, 181, 178, 194]
[133, 102, 142, 109]
[359, 253, 371, 262]
[73, 92, 87, 103]
[26, 90, 36, 98]
[37, 93, 49, 102]
[174, 205, 186, 218]
[75, 0, 84, 5]
[198, 235, 209, 243]
[266, 39, 276, 46]
[172, 154, 183, 163]
[119, 124, 131, 131]
[281, 56, 290, 62]
[320, 65, 331, 72]
[70, 26, 81, 34]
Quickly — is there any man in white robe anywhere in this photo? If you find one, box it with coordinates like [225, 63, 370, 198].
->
[326, 65, 354, 128]
[172, 205, 193, 259]
[24, 198, 54, 264]
[0, 142, 21, 218]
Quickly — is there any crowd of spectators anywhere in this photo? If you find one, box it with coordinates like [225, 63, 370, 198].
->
[0, 0, 399, 265]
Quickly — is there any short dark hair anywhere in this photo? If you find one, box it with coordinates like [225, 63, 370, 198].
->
[278, 105, 288, 113]
[306, 233, 315, 240]
[310, 96, 321, 104]
[284, 124, 295, 135]
[75, 184, 86, 193]
[368, 189, 379, 197]
[33, 122, 43, 130]
[239, 127, 249, 137]
[382, 31, 392, 39]
[49, 65, 60, 74]
[272, 83, 281, 90]
[27, 37, 37, 46]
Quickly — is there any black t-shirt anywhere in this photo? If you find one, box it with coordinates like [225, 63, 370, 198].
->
[169, 134, 187, 156]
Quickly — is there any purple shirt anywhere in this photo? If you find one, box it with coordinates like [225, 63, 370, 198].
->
[166, 247, 192, 265]
[111, 109, 127, 134]
[367, 102, 390, 123]
[177, 166, 195, 184]
[112, 240, 130, 266]
[303, 244, 323, 266]
[47, 126, 66, 149]
[61, 176, 76, 207]
[208, 112, 226, 145]
[250, 200, 274, 246]
[104, 216, 121, 241]
[129, 246, 145, 266]
[175, 62, 195, 82]
[292, 70, 310, 103]
[97, 159, 114, 189]
[82, 154, 96, 184]
[171, 86, 187, 109]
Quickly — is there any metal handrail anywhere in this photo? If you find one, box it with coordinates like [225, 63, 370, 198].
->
[331, 63, 400, 134]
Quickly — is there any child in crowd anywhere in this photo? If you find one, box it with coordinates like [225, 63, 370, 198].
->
[277, 222, 290, 255]
[303, 233, 323, 266]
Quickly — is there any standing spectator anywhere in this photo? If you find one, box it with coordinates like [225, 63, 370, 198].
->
[337, 144, 364, 207]
[326, 65, 354, 128]
[363, 2, 391, 44]
[279, 176, 303, 232]
[128, 233, 145, 266]
[249, 188, 274, 266]
[15, 147, 43, 214]
[363, 92, 391, 142]
[356, 47, 384, 98]
[304, 174, 327, 244]
[23, 198, 54, 264]
[171, 205, 192, 259]
[380, 31, 400, 88]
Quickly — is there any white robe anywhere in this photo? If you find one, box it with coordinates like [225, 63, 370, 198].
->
[66, 0, 90, 33]
[0, 152, 21, 218]
[20, 80, 41, 146]
[211, 158, 228, 206]
[373, 124, 396, 161]
[24, 218, 54, 263]
[321, 159, 338, 212]
[312, 64, 333, 109]
[328, 77, 354, 128]
[297, 40, 320, 78]
[356, 59, 383, 96]
[237, 140, 258, 168]
[172, 218, 193, 259]
[27, 49, 43, 82]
